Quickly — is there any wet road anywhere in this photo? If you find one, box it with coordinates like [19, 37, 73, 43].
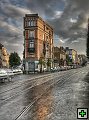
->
[0, 66, 89, 120]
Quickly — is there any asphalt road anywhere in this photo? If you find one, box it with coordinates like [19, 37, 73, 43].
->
[0, 65, 89, 120]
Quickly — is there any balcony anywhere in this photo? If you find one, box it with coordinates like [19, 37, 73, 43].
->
[28, 48, 35, 53]
[29, 38, 34, 41]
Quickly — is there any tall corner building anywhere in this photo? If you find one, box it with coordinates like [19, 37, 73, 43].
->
[23, 14, 54, 72]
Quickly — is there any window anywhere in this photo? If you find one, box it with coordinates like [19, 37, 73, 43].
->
[28, 41, 35, 53]
[29, 31, 35, 38]
[30, 21, 34, 26]
[51, 39, 53, 44]
[28, 21, 30, 26]
[43, 34, 44, 40]
[29, 42, 34, 48]
[28, 20, 36, 26]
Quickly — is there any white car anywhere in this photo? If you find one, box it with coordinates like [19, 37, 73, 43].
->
[0, 69, 12, 82]
[56, 67, 61, 72]
[0, 69, 7, 78]
[43, 68, 47, 72]
[60, 66, 66, 71]
[12, 68, 23, 74]
[5, 69, 14, 77]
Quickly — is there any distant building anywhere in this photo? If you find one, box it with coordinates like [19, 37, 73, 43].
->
[0, 43, 9, 68]
[23, 14, 54, 72]
[66, 47, 78, 64]
[60, 46, 66, 61]
[78, 54, 87, 65]
[54, 46, 66, 67]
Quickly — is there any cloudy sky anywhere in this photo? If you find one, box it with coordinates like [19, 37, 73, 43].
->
[0, 0, 89, 58]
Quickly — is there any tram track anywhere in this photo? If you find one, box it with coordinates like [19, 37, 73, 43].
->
[0, 73, 55, 94]
[14, 69, 84, 120]
[0, 66, 88, 120]
[0, 71, 72, 105]
[0, 70, 72, 96]
[0, 68, 85, 106]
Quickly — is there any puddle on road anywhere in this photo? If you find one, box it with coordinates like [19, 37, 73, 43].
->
[14, 72, 89, 120]
[1, 71, 89, 120]
[19, 86, 54, 120]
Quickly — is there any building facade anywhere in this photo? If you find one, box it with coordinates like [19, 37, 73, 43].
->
[23, 14, 54, 72]
[66, 47, 78, 64]
[0, 43, 9, 68]
[54, 46, 66, 67]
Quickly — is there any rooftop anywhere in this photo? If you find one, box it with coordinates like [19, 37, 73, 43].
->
[24, 14, 53, 30]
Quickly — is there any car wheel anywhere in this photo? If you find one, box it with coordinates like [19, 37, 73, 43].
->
[1, 79, 5, 83]
[8, 77, 12, 82]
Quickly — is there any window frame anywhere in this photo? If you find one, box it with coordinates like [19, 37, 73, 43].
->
[29, 42, 34, 48]
[29, 30, 35, 38]
[28, 20, 36, 27]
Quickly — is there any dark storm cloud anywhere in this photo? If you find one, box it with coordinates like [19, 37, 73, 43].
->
[44, 0, 89, 54]
[0, 0, 89, 57]
[26, 0, 65, 18]
[0, 1, 32, 58]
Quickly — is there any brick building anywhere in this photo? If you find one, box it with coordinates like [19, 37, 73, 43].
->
[23, 14, 54, 72]
[54, 46, 66, 67]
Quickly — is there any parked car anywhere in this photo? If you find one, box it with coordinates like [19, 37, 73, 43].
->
[0, 69, 7, 80]
[5, 69, 14, 78]
[59, 66, 66, 71]
[51, 67, 61, 72]
[12, 68, 23, 74]
[0, 69, 13, 82]
[43, 67, 47, 72]
[50, 68, 55, 72]
[64, 66, 68, 70]
[70, 65, 74, 69]
[73, 64, 77, 69]
[56, 66, 61, 72]
[67, 66, 71, 70]
[35, 68, 40, 72]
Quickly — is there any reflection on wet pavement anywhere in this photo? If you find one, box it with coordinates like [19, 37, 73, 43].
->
[0, 66, 89, 120]
[25, 89, 53, 120]
[18, 67, 89, 120]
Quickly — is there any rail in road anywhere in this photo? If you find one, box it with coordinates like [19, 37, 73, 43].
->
[14, 68, 87, 120]
[0, 66, 88, 120]
[0, 69, 75, 95]
[0, 74, 53, 94]
[0, 70, 73, 104]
